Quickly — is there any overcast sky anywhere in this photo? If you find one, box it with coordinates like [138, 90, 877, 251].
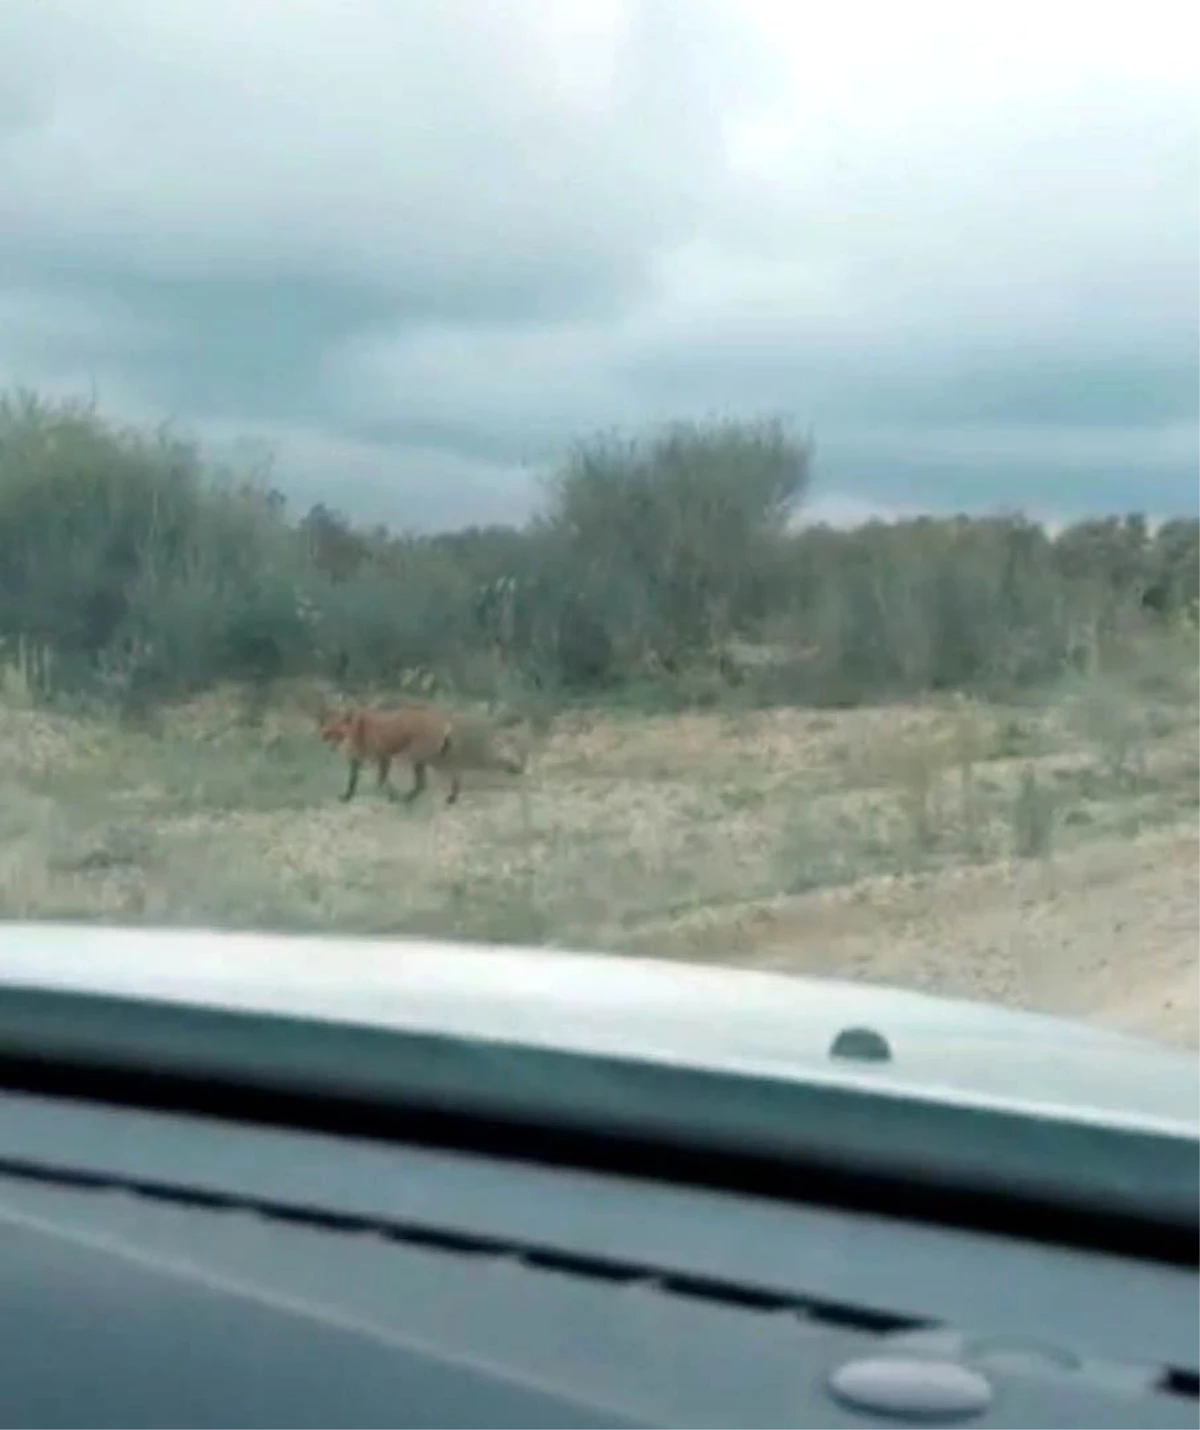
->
[1, 0, 1196, 531]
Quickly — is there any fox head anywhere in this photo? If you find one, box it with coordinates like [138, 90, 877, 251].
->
[318, 709, 355, 746]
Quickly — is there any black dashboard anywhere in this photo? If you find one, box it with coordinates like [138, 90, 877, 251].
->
[0, 1083, 1195, 1428]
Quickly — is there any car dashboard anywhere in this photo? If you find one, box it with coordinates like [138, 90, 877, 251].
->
[0, 1082, 1195, 1429]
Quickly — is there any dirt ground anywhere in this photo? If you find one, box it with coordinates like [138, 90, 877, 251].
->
[1, 669, 1197, 1049]
[664, 824, 1199, 1048]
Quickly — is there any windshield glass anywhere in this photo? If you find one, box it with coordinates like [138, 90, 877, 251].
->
[0, 0, 1195, 1062]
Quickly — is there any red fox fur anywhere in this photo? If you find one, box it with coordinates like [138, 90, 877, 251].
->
[319, 702, 523, 806]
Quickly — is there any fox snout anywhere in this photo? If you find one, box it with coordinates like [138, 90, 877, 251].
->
[320, 718, 350, 745]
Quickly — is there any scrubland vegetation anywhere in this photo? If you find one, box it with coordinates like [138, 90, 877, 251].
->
[2, 392, 1196, 1044]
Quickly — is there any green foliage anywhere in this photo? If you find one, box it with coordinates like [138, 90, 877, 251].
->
[0, 393, 205, 670]
[541, 418, 810, 679]
[0, 391, 314, 707]
[776, 515, 1073, 701]
[0, 389, 1195, 716]
[313, 547, 475, 690]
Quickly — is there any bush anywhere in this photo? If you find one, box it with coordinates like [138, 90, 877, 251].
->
[0, 389, 1195, 717]
[536, 417, 812, 681]
[0, 392, 312, 706]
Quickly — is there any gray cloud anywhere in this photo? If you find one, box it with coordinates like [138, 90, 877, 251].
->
[1, 1, 764, 293]
[1, 0, 1195, 530]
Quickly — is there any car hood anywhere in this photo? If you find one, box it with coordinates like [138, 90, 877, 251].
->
[0, 922, 1195, 1134]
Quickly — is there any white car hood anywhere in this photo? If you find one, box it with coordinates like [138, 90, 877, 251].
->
[0, 922, 1195, 1133]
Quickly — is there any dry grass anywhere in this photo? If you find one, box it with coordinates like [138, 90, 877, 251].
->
[1, 646, 1197, 1047]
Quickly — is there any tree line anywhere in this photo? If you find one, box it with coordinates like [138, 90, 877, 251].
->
[0, 390, 1194, 715]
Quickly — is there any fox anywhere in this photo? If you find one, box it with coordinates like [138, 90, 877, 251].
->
[319, 702, 525, 807]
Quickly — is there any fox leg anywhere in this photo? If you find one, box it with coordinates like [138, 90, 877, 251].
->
[376, 755, 398, 801]
[404, 761, 428, 804]
[340, 758, 361, 802]
[434, 728, 460, 805]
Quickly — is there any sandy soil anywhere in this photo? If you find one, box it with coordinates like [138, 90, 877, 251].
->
[2, 681, 1197, 1050]
[651, 827, 1199, 1048]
